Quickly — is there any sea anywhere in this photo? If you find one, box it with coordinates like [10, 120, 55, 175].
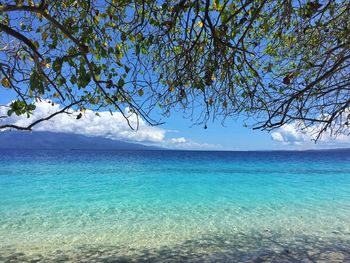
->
[0, 149, 350, 262]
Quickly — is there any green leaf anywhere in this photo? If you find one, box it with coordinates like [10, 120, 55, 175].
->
[42, 32, 48, 41]
[135, 44, 140, 55]
[117, 78, 125, 88]
[27, 104, 36, 111]
[1, 78, 11, 88]
[121, 32, 127, 41]
[52, 58, 63, 73]
[138, 89, 144, 96]
[70, 75, 77, 84]
[29, 71, 44, 94]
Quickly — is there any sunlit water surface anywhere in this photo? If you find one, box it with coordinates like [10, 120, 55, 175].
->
[1, 149, 350, 262]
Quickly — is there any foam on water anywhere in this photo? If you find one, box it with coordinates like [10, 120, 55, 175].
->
[1, 150, 350, 262]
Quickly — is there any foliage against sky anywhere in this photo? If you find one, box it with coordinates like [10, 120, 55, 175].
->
[0, 0, 349, 139]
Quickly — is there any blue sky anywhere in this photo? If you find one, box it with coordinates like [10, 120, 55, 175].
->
[3, 89, 350, 151]
[160, 112, 280, 150]
[1, 82, 350, 151]
[0, 86, 283, 151]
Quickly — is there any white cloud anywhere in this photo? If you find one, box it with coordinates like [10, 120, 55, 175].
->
[170, 137, 186, 143]
[270, 122, 350, 148]
[270, 131, 284, 142]
[270, 124, 305, 145]
[0, 100, 220, 150]
[0, 100, 165, 142]
[163, 138, 221, 150]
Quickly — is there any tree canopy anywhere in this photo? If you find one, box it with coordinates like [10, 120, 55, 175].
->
[0, 0, 349, 139]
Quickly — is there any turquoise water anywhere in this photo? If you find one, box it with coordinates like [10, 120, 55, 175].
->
[1, 149, 350, 262]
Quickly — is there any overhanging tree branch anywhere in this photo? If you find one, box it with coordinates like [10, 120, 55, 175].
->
[0, 100, 83, 131]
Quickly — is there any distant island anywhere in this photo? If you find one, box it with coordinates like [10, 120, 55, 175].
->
[0, 131, 162, 150]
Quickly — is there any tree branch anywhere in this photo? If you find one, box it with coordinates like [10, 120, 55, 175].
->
[0, 100, 83, 131]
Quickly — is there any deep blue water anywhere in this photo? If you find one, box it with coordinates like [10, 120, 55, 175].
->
[1, 149, 350, 262]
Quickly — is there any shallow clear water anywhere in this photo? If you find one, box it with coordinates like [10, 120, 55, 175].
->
[1, 149, 350, 262]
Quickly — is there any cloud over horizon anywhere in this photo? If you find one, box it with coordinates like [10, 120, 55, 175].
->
[271, 123, 350, 148]
[0, 100, 219, 150]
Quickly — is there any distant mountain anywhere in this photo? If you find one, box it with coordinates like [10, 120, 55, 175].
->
[0, 131, 162, 150]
